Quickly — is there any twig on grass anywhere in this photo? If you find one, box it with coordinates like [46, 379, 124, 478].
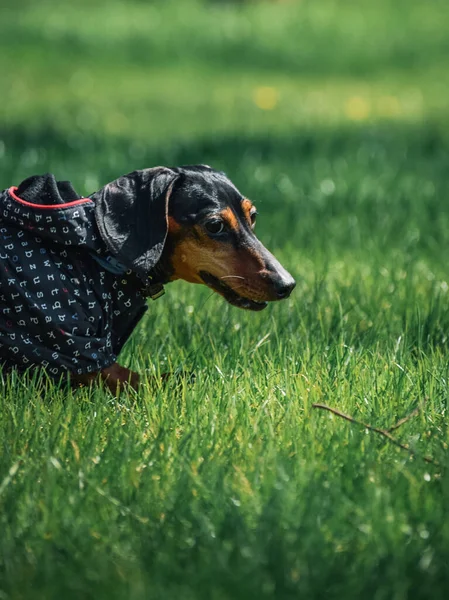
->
[387, 398, 427, 432]
[312, 403, 438, 466]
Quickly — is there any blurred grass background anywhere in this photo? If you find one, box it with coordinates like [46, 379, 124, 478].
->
[2, 0, 448, 158]
[2, 0, 449, 599]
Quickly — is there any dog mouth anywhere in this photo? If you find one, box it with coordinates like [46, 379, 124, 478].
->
[199, 271, 268, 311]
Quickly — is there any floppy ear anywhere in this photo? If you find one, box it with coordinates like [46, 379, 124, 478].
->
[93, 167, 179, 278]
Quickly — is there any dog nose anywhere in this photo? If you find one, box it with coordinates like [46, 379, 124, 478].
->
[273, 276, 296, 299]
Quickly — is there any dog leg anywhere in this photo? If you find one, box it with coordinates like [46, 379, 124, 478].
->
[100, 363, 140, 392]
[71, 363, 140, 393]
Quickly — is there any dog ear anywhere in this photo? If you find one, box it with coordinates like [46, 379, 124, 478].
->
[94, 167, 179, 278]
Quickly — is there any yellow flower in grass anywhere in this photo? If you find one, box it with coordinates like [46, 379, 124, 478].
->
[253, 86, 279, 110]
[345, 96, 370, 121]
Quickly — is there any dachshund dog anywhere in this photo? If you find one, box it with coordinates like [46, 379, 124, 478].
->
[0, 166, 295, 392]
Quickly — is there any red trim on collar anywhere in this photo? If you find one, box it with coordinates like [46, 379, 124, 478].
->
[8, 186, 93, 209]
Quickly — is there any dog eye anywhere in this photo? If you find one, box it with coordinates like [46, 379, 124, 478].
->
[205, 220, 224, 235]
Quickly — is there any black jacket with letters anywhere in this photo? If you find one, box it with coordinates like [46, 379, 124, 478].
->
[0, 174, 148, 378]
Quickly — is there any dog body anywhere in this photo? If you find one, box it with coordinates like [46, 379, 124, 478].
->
[0, 166, 295, 390]
[0, 177, 147, 380]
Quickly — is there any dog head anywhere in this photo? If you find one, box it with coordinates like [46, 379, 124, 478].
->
[94, 165, 295, 311]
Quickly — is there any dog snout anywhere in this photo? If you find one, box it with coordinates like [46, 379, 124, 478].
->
[259, 265, 296, 300]
[272, 274, 296, 299]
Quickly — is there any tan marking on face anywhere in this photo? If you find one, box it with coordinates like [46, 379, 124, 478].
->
[220, 208, 239, 231]
[168, 225, 279, 302]
[169, 229, 229, 283]
[242, 198, 256, 226]
[167, 216, 183, 234]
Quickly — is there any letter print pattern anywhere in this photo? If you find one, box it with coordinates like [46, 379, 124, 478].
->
[0, 187, 147, 378]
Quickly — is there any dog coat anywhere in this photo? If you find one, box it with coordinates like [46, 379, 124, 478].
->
[0, 174, 148, 378]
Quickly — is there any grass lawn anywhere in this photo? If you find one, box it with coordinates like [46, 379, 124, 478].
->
[1, 0, 449, 598]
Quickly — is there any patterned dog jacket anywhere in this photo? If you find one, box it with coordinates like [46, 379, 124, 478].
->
[0, 174, 148, 378]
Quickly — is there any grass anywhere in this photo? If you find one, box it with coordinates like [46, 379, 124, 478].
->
[1, 0, 449, 598]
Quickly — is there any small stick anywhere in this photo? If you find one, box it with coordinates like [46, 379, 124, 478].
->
[387, 399, 427, 432]
[312, 403, 438, 466]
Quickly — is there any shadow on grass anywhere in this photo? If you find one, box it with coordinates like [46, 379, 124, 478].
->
[1, 119, 448, 247]
[1, 119, 447, 192]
